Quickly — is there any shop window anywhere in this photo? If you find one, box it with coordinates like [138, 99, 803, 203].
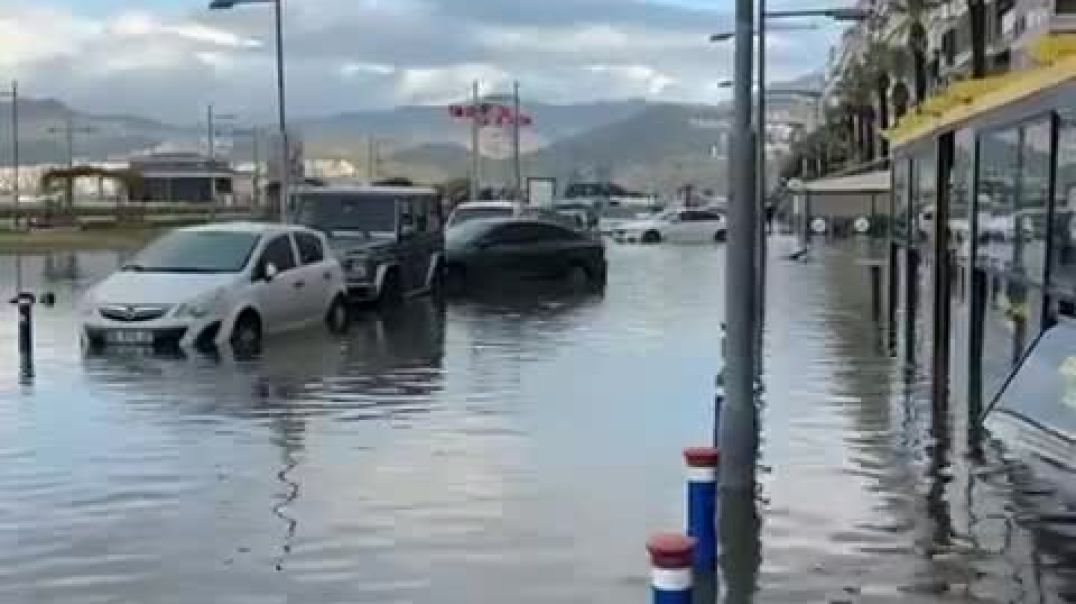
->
[892, 159, 910, 244]
[977, 127, 1020, 274]
[1014, 120, 1051, 283]
[1051, 114, 1076, 297]
[912, 149, 937, 247]
[950, 129, 976, 265]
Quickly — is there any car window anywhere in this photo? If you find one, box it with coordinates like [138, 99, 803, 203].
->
[258, 235, 297, 274]
[399, 199, 415, 232]
[414, 196, 430, 232]
[294, 232, 325, 265]
[694, 211, 723, 221]
[487, 223, 576, 245]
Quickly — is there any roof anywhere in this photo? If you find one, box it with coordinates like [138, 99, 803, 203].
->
[788, 170, 890, 194]
[886, 33, 1076, 146]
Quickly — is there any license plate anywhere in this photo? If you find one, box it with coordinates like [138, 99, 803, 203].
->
[105, 330, 155, 345]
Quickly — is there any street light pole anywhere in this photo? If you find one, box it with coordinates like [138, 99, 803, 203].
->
[513, 81, 522, 200]
[471, 80, 481, 202]
[207, 104, 216, 205]
[4, 81, 19, 230]
[756, 0, 768, 376]
[273, 0, 289, 223]
[209, 0, 290, 221]
[722, 0, 759, 491]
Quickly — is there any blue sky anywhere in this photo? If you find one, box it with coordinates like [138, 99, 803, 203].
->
[2, 0, 848, 120]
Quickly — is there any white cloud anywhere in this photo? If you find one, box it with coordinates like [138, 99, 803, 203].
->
[0, 0, 839, 120]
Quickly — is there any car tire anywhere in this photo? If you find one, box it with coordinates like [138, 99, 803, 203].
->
[229, 311, 262, 359]
[714, 231, 727, 243]
[325, 295, 350, 334]
[642, 230, 661, 244]
[377, 269, 402, 308]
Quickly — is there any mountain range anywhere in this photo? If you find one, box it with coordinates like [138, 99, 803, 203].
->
[0, 71, 822, 195]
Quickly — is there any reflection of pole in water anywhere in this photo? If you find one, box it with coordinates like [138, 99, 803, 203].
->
[257, 380, 306, 572]
[718, 489, 760, 604]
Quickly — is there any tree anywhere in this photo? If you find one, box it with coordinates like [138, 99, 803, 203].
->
[888, 0, 943, 103]
[836, 60, 875, 162]
[966, 0, 987, 78]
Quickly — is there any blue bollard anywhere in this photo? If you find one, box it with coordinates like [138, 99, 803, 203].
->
[683, 447, 719, 570]
[647, 533, 695, 604]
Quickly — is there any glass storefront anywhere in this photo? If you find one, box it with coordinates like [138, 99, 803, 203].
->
[1051, 115, 1076, 303]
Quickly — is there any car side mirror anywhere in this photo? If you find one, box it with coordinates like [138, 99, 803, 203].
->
[263, 262, 279, 282]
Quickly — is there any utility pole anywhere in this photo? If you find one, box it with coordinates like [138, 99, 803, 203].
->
[8, 81, 18, 230]
[367, 137, 378, 182]
[252, 128, 261, 208]
[756, 0, 768, 375]
[207, 104, 216, 205]
[48, 115, 96, 208]
[513, 81, 522, 200]
[720, 0, 759, 491]
[471, 81, 481, 202]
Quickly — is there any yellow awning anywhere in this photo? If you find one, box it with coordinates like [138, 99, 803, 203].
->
[886, 34, 1076, 147]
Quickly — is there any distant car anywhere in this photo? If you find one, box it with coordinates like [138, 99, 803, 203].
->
[551, 201, 600, 232]
[79, 222, 349, 355]
[295, 185, 445, 305]
[612, 207, 727, 244]
[445, 218, 607, 289]
[446, 200, 525, 228]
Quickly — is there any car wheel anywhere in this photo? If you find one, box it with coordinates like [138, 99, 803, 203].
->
[325, 295, 350, 334]
[714, 230, 727, 243]
[229, 311, 262, 359]
[641, 230, 661, 244]
[377, 269, 402, 308]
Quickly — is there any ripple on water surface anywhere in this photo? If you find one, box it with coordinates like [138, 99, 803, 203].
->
[0, 243, 1074, 602]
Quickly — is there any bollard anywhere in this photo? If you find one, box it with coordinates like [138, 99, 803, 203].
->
[683, 447, 719, 571]
[646, 533, 695, 604]
[869, 263, 882, 323]
[11, 292, 35, 358]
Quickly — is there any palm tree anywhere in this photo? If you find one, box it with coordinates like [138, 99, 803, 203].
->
[836, 60, 876, 162]
[888, 0, 943, 102]
[863, 41, 903, 158]
[966, 0, 987, 78]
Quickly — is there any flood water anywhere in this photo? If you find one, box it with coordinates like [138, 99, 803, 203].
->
[1, 240, 1074, 603]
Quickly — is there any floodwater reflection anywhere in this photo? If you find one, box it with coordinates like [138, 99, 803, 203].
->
[0, 242, 1075, 602]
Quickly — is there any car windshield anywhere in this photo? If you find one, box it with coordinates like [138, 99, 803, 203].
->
[296, 193, 397, 237]
[124, 230, 260, 273]
[448, 206, 514, 227]
[446, 218, 499, 245]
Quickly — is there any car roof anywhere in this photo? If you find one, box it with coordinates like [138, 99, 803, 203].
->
[454, 200, 521, 210]
[296, 184, 438, 196]
[179, 221, 320, 236]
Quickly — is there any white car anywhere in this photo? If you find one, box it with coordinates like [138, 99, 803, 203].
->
[446, 200, 525, 227]
[79, 222, 349, 355]
[611, 207, 727, 244]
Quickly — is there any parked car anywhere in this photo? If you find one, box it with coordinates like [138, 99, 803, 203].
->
[446, 200, 524, 228]
[294, 185, 444, 305]
[445, 218, 607, 288]
[79, 222, 349, 355]
[611, 207, 727, 244]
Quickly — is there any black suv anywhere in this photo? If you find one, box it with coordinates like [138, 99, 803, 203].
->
[294, 186, 445, 305]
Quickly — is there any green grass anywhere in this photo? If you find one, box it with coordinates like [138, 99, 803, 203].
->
[0, 226, 162, 252]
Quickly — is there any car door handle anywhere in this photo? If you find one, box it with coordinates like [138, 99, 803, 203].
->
[323, 271, 331, 280]
[294, 280, 305, 289]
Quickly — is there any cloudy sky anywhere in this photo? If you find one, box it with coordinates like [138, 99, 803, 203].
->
[0, 0, 847, 123]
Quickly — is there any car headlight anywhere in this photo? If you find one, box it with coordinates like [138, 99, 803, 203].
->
[77, 291, 98, 317]
[174, 289, 226, 319]
[344, 258, 370, 280]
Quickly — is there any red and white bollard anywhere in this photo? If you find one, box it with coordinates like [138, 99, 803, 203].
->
[646, 532, 695, 604]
